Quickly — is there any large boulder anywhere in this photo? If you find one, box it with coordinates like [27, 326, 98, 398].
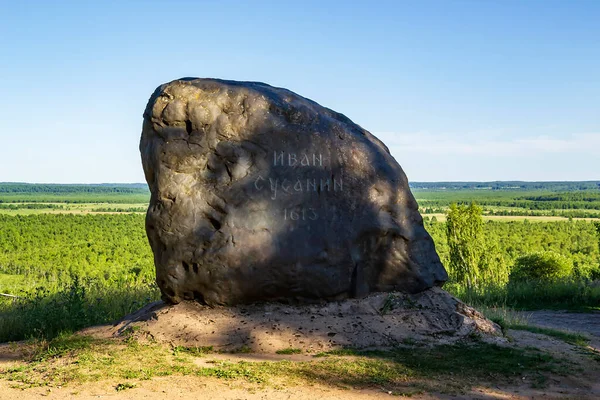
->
[140, 78, 447, 305]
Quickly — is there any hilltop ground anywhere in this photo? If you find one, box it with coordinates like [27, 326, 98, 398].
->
[1, 294, 599, 399]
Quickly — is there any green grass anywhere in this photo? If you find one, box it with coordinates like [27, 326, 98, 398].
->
[31, 332, 98, 361]
[509, 325, 590, 346]
[0, 273, 26, 293]
[477, 306, 528, 337]
[230, 345, 253, 354]
[0, 333, 572, 393]
[275, 348, 302, 355]
[173, 345, 214, 356]
[445, 281, 600, 311]
[479, 306, 592, 348]
[0, 278, 160, 342]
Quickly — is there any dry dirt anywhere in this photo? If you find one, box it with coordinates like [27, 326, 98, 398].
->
[84, 288, 501, 352]
[1, 289, 599, 399]
[1, 375, 597, 400]
[0, 376, 555, 400]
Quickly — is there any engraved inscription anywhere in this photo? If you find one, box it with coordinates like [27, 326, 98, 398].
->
[255, 177, 344, 200]
[284, 207, 319, 221]
[254, 150, 345, 221]
[273, 151, 323, 167]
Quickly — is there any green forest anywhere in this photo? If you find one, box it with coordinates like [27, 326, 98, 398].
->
[0, 183, 150, 204]
[0, 182, 599, 343]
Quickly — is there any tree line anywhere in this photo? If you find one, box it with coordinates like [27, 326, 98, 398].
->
[434, 203, 600, 308]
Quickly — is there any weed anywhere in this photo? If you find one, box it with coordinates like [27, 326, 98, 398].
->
[275, 348, 302, 355]
[173, 345, 214, 356]
[380, 294, 395, 315]
[230, 345, 253, 354]
[115, 382, 136, 391]
[32, 333, 95, 362]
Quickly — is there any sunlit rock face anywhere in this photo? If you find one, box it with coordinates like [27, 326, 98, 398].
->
[140, 78, 447, 305]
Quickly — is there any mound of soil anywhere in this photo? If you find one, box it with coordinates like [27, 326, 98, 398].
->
[88, 288, 500, 352]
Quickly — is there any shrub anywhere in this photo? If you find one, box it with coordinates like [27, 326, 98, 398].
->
[510, 251, 573, 283]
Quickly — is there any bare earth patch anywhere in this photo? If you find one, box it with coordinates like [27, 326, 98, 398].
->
[0, 377, 443, 400]
[1, 289, 600, 399]
[84, 288, 501, 352]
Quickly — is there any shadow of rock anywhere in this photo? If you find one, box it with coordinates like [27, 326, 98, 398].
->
[102, 288, 502, 353]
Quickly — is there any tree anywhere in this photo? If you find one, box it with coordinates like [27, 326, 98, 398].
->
[445, 202, 485, 289]
[510, 251, 573, 283]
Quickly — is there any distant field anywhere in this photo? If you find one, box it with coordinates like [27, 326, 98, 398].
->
[0, 193, 150, 204]
[0, 182, 150, 204]
[0, 202, 147, 215]
[423, 213, 600, 222]
[411, 181, 600, 191]
[1, 182, 599, 218]
[0, 186, 599, 221]
[412, 181, 600, 220]
[0, 183, 149, 214]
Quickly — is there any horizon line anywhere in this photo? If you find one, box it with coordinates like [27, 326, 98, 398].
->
[2, 180, 600, 185]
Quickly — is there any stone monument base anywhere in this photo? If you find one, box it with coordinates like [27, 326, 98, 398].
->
[92, 288, 501, 352]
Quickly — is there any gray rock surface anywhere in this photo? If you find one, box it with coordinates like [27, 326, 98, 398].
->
[140, 78, 447, 305]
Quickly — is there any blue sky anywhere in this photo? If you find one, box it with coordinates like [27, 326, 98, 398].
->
[1, 0, 598, 183]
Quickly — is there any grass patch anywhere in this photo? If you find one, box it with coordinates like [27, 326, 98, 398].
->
[446, 281, 600, 311]
[314, 343, 566, 379]
[478, 306, 529, 336]
[230, 345, 253, 354]
[0, 333, 572, 394]
[32, 332, 97, 362]
[509, 325, 590, 346]
[275, 348, 302, 355]
[479, 306, 591, 347]
[480, 306, 592, 350]
[0, 278, 159, 342]
[173, 345, 214, 356]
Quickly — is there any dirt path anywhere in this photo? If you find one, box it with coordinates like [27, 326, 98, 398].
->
[0, 378, 417, 400]
[518, 310, 600, 348]
[0, 373, 597, 400]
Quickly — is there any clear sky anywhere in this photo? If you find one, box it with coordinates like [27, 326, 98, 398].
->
[1, 0, 598, 183]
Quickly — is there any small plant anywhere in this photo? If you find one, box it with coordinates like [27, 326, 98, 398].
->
[173, 345, 214, 356]
[380, 294, 395, 315]
[479, 306, 530, 335]
[320, 348, 360, 356]
[275, 348, 302, 355]
[115, 382, 136, 391]
[230, 345, 253, 354]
